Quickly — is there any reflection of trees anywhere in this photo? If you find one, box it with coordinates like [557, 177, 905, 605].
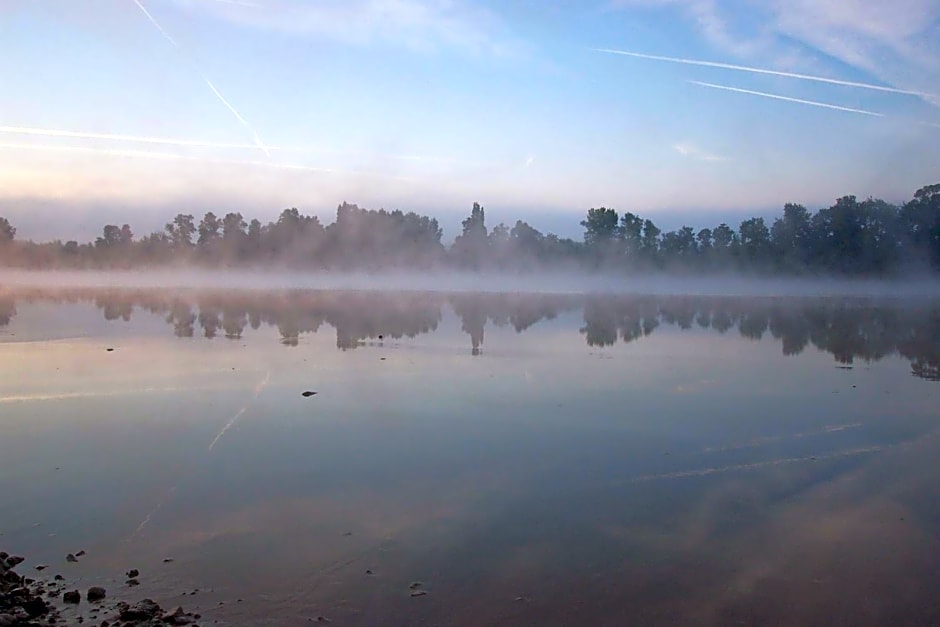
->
[3, 288, 940, 381]
[452, 293, 580, 355]
[0, 295, 14, 328]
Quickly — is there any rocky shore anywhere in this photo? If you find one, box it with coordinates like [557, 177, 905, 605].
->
[1, 551, 199, 626]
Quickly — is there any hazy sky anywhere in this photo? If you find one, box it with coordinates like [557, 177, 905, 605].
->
[1, 0, 939, 240]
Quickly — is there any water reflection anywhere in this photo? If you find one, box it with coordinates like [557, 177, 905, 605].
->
[1, 287, 938, 381]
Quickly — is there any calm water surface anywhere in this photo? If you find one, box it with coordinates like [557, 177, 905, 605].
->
[1, 288, 938, 625]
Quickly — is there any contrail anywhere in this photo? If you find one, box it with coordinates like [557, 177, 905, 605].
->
[617, 445, 884, 484]
[689, 80, 885, 117]
[132, 0, 271, 156]
[701, 422, 863, 453]
[208, 371, 270, 451]
[128, 486, 177, 539]
[0, 142, 417, 181]
[0, 125, 473, 164]
[594, 48, 930, 98]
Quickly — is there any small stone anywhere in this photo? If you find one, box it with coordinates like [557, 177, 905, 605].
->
[87, 586, 107, 602]
[301, 391, 317, 397]
[163, 558, 174, 563]
[408, 582, 422, 590]
[365, 569, 373, 575]
[54, 574, 65, 581]
[126, 569, 139, 578]
[119, 599, 162, 621]
[75, 550, 86, 557]
[126, 578, 140, 587]
[106, 348, 114, 352]
[63, 590, 81, 604]
[410, 590, 428, 597]
[66, 554, 78, 563]
[35, 564, 47, 571]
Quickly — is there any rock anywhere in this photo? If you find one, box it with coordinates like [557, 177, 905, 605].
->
[126, 578, 140, 587]
[35, 564, 47, 571]
[21, 596, 49, 616]
[6, 555, 24, 567]
[0, 614, 14, 627]
[87, 586, 106, 602]
[162, 558, 174, 563]
[408, 582, 422, 590]
[66, 554, 78, 563]
[106, 348, 114, 352]
[75, 550, 86, 557]
[119, 599, 162, 621]
[126, 569, 139, 578]
[54, 574, 65, 581]
[301, 391, 317, 397]
[410, 590, 428, 597]
[163, 606, 195, 625]
[63, 590, 81, 604]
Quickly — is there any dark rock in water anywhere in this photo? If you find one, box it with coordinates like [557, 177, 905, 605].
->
[162, 558, 174, 563]
[20, 595, 49, 617]
[302, 390, 317, 397]
[53, 574, 65, 581]
[119, 599, 163, 621]
[87, 586, 106, 602]
[408, 582, 422, 590]
[126, 569, 139, 579]
[5, 555, 24, 568]
[75, 550, 86, 557]
[164, 606, 196, 625]
[63, 590, 81, 604]
[410, 590, 428, 597]
[0, 614, 15, 627]
[126, 578, 140, 587]
[66, 554, 78, 563]
[106, 348, 114, 352]
[365, 569, 373, 575]
[35, 564, 47, 571]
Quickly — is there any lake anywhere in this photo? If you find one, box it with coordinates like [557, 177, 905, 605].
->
[1, 287, 938, 625]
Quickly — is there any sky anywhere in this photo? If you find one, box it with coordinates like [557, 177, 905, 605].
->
[1, 0, 939, 240]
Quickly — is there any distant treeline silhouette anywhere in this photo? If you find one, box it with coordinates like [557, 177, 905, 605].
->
[0, 183, 938, 274]
[2, 288, 938, 381]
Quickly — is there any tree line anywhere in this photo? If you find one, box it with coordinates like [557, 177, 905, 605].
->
[0, 183, 938, 274]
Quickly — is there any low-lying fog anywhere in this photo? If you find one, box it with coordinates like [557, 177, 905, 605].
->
[1, 269, 939, 298]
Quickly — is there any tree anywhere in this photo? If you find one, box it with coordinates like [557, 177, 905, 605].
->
[581, 207, 619, 248]
[771, 203, 812, 270]
[95, 224, 122, 248]
[739, 217, 771, 266]
[452, 202, 489, 268]
[899, 183, 940, 269]
[0, 217, 16, 243]
[198, 212, 222, 246]
[166, 214, 196, 250]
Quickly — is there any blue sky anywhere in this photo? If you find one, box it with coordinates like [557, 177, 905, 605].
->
[1, 0, 938, 240]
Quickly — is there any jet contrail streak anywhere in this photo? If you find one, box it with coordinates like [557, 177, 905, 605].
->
[0, 125, 468, 163]
[594, 48, 930, 98]
[208, 371, 270, 451]
[0, 142, 416, 181]
[132, 0, 270, 156]
[689, 81, 885, 117]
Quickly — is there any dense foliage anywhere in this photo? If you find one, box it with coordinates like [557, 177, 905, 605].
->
[1, 184, 938, 274]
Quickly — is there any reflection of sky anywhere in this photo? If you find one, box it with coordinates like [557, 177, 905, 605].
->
[0, 295, 938, 624]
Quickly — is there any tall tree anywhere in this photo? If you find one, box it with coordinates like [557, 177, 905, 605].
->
[581, 207, 620, 248]
[0, 217, 16, 243]
[166, 214, 196, 250]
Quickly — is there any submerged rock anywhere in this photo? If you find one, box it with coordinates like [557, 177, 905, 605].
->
[66, 554, 78, 563]
[87, 586, 106, 602]
[126, 569, 139, 578]
[63, 590, 81, 604]
[301, 390, 317, 397]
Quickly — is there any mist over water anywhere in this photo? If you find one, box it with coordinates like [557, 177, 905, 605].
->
[3, 268, 940, 298]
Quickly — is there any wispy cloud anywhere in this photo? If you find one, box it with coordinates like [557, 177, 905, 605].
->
[689, 80, 885, 117]
[0, 142, 415, 181]
[169, 0, 522, 56]
[594, 48, 929, 98]
[608, 0, 940, 107]
[0, 125, 483, 165]
[132, 0, 271, 156]
[673, 142, 726, 162]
